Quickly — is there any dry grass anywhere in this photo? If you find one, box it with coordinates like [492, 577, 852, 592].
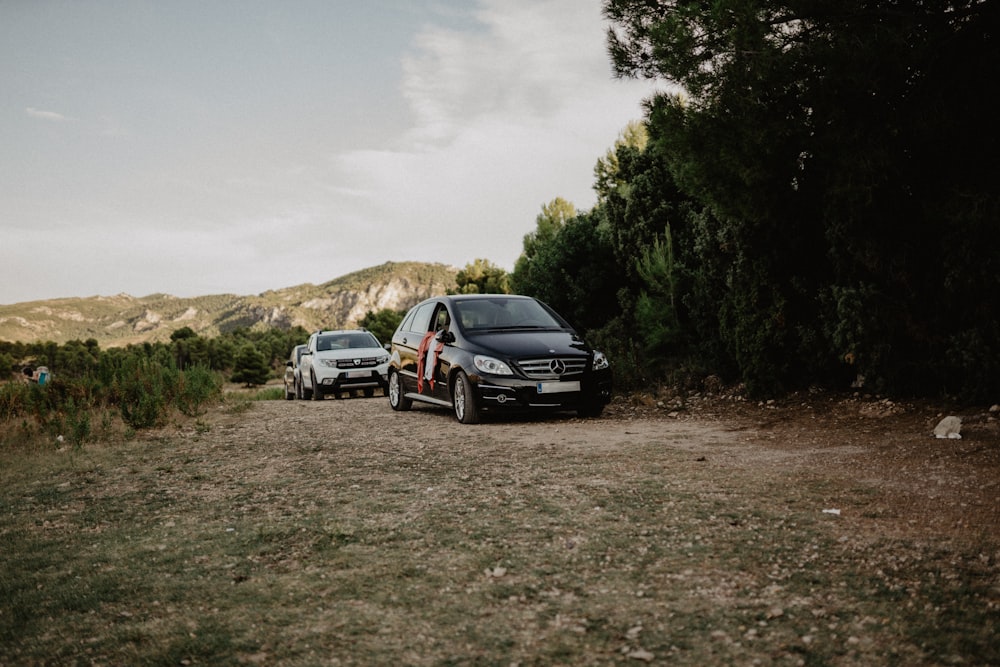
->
[1, 393, 998, 665]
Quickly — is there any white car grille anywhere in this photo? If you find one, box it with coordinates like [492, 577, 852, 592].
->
[335, 357, 381, 369]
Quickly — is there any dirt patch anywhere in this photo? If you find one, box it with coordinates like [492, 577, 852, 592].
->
[188, 390, 1000, 560]
[607, 391, 1000, 541]
[3, 390, 998, 665]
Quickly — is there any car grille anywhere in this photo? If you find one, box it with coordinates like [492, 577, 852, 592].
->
[335, 357, 380, 369]
[518, 357, 587, 380]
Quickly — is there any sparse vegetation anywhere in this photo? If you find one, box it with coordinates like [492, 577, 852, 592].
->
[0, 327, 309, 450]
[0, 396, 996, 665]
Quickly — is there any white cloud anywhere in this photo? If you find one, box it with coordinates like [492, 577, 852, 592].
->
[337, 0, 653, 269]
[401, 0, 618, 146]
[25, 107, 72, 122]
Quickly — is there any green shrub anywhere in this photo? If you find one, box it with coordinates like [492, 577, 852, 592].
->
[63, 398, 91, 448]
[114, 356, 176, 430]
[0, 382, 30, 422]
[176, 365, 223, 416]
[230, 344, 270, 388]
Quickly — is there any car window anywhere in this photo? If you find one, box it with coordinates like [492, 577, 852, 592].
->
[455, 298, 563, 331]
[316, 333, 380, 350]
[398, 307, 417, 334]
[408, 302, 437, 334]
[434, 306, 450, 332]
[345, 333, 380, 348]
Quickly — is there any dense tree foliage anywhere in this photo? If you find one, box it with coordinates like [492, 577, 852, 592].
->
[455, 259, 512, 295]
[512, 208, 621, 334]
[358, 308, 405, 346]
[230, 344, 270, 388]
[516, 1, 998, 400]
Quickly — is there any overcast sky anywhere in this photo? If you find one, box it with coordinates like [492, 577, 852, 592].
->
[1, 0, 657, 305]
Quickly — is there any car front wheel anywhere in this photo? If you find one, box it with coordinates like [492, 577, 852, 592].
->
[311, 373, 323, 401]
[452, 371, 481, 424]
[388, 370, 412, 411]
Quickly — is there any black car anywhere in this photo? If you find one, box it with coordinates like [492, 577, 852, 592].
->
[387, 294, 612, 423]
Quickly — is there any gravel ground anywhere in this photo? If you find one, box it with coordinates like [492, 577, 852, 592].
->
[230, 388, 1000, 548]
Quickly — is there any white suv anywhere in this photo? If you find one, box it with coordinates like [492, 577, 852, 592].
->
[299, 329, 390, 400]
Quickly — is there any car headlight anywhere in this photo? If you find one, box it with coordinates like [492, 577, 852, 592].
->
[592, 351, 610, 371]
[319, 359, 339, 368]
[474, 355, 513, 375]
[377, 355, 389, 364]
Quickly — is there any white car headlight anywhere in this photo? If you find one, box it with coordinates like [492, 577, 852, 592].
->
[474, 355, 513, 375]
[319, 359, 339, 368]
[592, 351, 609, 371]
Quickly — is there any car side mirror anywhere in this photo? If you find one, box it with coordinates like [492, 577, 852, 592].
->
[286, 360, 293, 367]
[436, 330, 455, 344]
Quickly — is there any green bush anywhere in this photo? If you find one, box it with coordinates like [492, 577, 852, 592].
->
[0, 381, 30, 422]
[64, 398, 91, 448]
[114, 356, 176, 430]
[176, 365, 223, 416]
[230, 344, 270, 388]
[2, 327, 317, 447]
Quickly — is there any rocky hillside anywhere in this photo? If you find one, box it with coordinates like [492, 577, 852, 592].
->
[0, 262, 458, 346]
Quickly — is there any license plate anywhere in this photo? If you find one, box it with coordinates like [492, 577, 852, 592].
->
[347, 370, 371, 379]
[536, 381, 580, 394]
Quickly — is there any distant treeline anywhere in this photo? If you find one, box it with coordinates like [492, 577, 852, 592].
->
[0, 326, 309, 380]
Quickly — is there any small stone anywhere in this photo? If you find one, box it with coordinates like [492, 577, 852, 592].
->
[933, 416, 962, 439]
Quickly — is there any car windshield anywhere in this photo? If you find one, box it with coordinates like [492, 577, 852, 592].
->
[454, 298, 566, 332]
[317, 333, 380, 351]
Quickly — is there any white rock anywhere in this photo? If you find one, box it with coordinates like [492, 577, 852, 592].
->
[933, 415, 962, 439]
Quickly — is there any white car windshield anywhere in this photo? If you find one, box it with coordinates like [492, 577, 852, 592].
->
[316, 333, 380, 351]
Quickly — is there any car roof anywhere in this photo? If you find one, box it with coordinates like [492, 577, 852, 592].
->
[430, 294, 535, 305]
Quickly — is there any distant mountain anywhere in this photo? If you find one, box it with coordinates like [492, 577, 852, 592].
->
[0, 262, 458, 346]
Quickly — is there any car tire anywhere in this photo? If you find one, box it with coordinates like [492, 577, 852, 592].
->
[578, 403, 605, 418]
[388, 370, 412, 411]
[363, 387, 375, 398]
[453, 371, 481, 424]
[284, 383, 294, 400]
[311, 373, 323, 401]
